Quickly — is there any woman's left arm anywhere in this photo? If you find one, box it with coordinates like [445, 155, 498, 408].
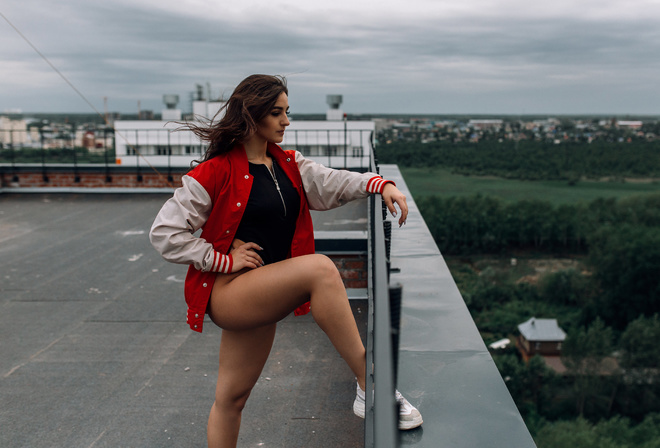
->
[295, 150, 407, 225]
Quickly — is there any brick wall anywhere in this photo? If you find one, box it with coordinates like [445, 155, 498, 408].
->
[330, 254, 368, 289]
[1, 169, 184, 189]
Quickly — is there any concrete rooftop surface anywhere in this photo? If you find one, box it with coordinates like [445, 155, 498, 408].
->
[0, 193, 365, 447]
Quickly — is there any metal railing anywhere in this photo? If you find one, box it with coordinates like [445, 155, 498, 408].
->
[364, 152, 401, 447]
[112, 127, 375, 171]
[0, 128, 115, 183]
[1, 127, 375, 178]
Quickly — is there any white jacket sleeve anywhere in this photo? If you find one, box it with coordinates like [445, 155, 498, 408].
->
[294, 151, 390, 211]
[149, 175, 233, 273]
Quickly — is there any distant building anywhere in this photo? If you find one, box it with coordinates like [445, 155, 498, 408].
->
[468, 119, 503, 130]
[0, 116, 28, 146]
[138, 110, 155, 120]
[74, 129, 113, 151]
[617, 120, 643, 129]
[516, 317, 566, 361]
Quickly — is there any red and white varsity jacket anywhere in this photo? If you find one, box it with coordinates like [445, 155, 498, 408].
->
[150, 143, 392, 332]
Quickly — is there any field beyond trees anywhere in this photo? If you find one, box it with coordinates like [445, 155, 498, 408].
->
[401, 167, 660, 205]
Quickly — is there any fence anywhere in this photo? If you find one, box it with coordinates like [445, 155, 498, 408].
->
[113, 127, 375, 170]
[1, 127, 375, 183]
[364, 152, 401, 447]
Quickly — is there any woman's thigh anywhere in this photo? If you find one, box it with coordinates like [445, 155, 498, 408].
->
[208, 253, 341, 331]
[215, 323, 277, 405]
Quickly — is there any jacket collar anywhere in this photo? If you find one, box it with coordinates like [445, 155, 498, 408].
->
[227, 142, 287, 165]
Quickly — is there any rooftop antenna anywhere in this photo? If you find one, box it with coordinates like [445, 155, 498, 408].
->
[195, 83, 205, 101]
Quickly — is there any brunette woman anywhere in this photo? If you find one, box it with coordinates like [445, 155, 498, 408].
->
[150, 74, 422, 447]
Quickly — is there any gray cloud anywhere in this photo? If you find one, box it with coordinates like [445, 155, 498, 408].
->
[1, 0, 659, 115]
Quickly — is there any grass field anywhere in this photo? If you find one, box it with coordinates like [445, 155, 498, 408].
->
[401, 167, 660, 205]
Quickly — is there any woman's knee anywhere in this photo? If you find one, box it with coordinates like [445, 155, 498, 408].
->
[215, 387, 252, 414]
[307, 254, 342, 286]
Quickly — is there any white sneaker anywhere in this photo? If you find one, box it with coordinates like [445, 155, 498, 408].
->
[353, 383, 423, 430]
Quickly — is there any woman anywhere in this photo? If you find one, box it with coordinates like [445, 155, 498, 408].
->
[150, 74, 422, 447]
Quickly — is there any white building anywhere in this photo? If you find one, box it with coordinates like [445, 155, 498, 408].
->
[114, 99, 375, 169]
[0, 116, 28, 146]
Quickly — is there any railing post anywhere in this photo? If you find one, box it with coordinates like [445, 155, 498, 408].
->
[105, 128, 112, 183]
[326, 129, 331, 167]
[389, 283, 403, 387]
[167, 129, 173, 183]
[135, 129, 142, 182]
[72, 129, 80, 183]
[10, 128, 19, 182]
[384, 219, 392, 282]
[344, 115, 348, 168]
[40, 128, 48, 183]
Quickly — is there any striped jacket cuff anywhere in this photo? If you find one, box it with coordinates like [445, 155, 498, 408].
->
[211, 252, 233, 274]
[366, 176, 395, 194]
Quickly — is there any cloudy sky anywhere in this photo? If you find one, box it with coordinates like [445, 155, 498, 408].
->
[1, 0, 659, 115]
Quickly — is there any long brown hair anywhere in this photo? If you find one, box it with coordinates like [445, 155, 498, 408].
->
[184, 74, 288, 165]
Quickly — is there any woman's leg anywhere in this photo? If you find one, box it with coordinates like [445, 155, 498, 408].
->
[207, 323, 276, 448]
[207, 254, 366, 388]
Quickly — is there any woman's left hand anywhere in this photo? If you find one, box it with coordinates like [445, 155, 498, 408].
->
[381, 183, 408, 227]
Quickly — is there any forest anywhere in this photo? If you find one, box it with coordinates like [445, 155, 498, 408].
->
[378, 140, 660, 447]
[377, 139, 660, 181]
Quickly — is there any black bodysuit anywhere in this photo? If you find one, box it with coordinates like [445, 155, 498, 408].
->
[234, 160, 301, 265]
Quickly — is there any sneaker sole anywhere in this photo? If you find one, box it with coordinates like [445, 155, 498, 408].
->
[399, 415, 423, 430]
[354, 399, 423, 430]
[353, 399, 365, 419]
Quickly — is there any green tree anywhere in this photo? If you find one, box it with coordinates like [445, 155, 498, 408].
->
[534, 413, 660, 448]
[495, 354, 556, 419]
[561, 318, 617, 417]
[534, 417, 620, 448]
[587, 225, 660, 330]
[620, 314, 660, 369]
[538, 269, 591, 307]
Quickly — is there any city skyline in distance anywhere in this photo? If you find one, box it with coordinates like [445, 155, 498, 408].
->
[2, 0, 659, 116]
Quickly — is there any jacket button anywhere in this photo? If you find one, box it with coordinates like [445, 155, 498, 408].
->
[236, 202, 241, 207]
[226, 230, 230, 234]
[194, 324, 198, 329]
[203, 283, 207, 287]
[286, 158, 291, 162]
[195, 313, 199, 318]
[245, 175, 249, 179]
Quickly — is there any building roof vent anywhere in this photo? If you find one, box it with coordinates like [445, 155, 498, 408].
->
[163, 94, 180, 110]
[326, 95, 344, 121]
[326, 95, 343, 110]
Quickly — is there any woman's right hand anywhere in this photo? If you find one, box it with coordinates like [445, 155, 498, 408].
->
[229, 241, 264, 272]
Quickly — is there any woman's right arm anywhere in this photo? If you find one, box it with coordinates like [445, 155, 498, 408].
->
[150, 175, 264, 273]
[149, 175, 234, 273]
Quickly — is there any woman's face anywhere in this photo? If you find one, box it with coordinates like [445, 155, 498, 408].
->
[256, 92, 290, 143]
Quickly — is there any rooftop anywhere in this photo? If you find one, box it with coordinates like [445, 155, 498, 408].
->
[518, 317, 567, 342]
[0, 165, 535, 447]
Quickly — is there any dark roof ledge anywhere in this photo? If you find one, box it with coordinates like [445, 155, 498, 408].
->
[380, 165, 537, 447]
